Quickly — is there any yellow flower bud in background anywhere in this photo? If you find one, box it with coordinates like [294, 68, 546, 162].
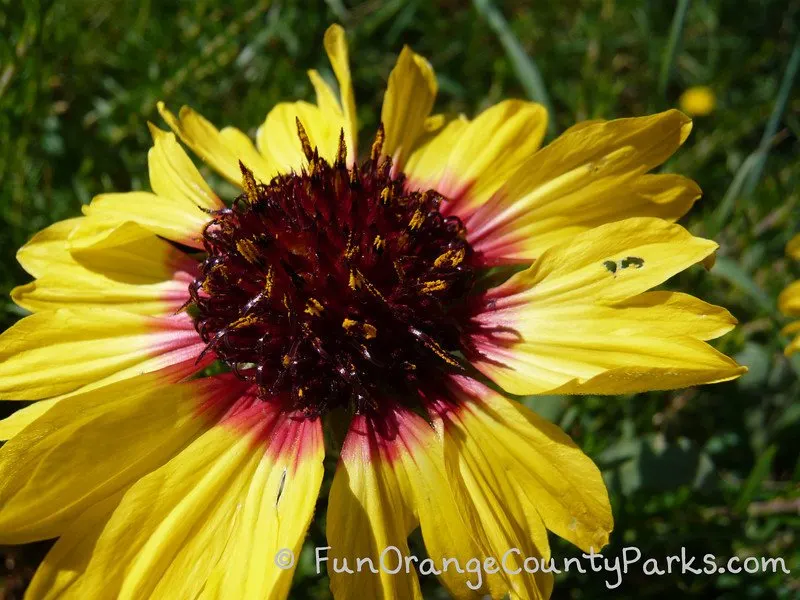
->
[679, 86, 717, 116]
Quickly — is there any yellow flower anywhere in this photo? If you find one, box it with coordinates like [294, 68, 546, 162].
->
[779, 234, 800, 355]
[0, 24, 744, 599]
[678, 86, 716, 117]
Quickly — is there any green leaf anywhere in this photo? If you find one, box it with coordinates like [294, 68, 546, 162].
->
[657, 0, 691, 96]
[600, 434, 715, 495]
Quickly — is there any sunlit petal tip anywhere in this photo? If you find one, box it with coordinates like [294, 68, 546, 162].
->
[14, 217, 82, 277]
[380, 45, 437, 170]
[145, 120, 167, 141]
[146, 126, 224, 211]
[155, 101, 188, 144]
[647, 108, 693, 144]
[324, 22, 345, 39]
[322, 24, 358, 156]
[423, 113, 448, 132]
[673, 109, 693, 142]
[158, 101, 273, 185]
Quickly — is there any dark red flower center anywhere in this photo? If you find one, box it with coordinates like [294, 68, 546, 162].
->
[190, 123, 477, 416]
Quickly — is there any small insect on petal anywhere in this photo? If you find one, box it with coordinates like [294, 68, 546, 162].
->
[620, 256, 645, 269]
[603, 260, 618, 274]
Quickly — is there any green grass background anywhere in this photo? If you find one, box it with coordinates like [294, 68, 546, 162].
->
[1, 0, 798, 598]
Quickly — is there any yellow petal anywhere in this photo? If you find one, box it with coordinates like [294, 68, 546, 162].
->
[297, 25, 358, 167]
[18, 218, 195, 283]
[403, 115, 469, 189]
[406, 101, 547, 215]
[484, 291, 737, 342]
[0, 399, 58, 440]
[157, 102, 274, 186]
[778, 280, 800, 316]
[489, 218, 716, 305]
[205, 407, 324, 600]
[0, 309, 198, 440]
[430, 383, 556, 599]
[327, 412, 424, 600]
[0, 308, 204, 401]
[323, 23, 357, 160]
[26, 491, 126, 600]
[82, 191, 209, 248]
[466, 110, 697, 263]
[13, 219, 195, 316]
[0, 372, 249, 543]
[257, 101, 341, 173]
[387, 407, 508, 599]
[782, 320, 800, 336]
[476, 335, 745, 396]
[476, 174, 702, 265]
[66, 218, 196, 279]
[15, 217, 83, 278]
[308, 69, 342, 120]
[12, 274, 189, 316]
[329, 405, 543, 599]
[471, 218, 745, 395]
[781, 281, 800, 354]
[786, 333, 800, 356]
[380, 46, 437, 170]
[787, 234, 800, 260]
[0, 314, 201, 439]
[443, 377, 612, 554]
[51, 397, 323, 600]
[147, 123, 223, 210]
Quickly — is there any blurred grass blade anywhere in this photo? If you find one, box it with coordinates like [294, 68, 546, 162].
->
[472, 0, 556, 137]
[658, 0, 691, 96]
[323, 0, 350, 23]
[709, 36, 798, 236]
[707, 150, 762, 237]
[712, 257, 773, 313]
[734, 445, 776, 514]
[743, 36, 800, 196]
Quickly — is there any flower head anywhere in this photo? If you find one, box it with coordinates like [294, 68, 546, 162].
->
[0, 24, 744, 599]
[779, 234, 800, 355]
